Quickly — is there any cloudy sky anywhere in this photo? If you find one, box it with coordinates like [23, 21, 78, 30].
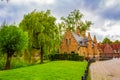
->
[0, 0, 120, 42]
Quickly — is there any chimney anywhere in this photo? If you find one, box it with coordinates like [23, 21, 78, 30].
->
[82, 30, 86, 37]
[88, 32, 92, 41]
[94, 35, 97, 43]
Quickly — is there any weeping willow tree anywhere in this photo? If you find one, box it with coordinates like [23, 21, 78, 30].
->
[20, 10, 59, 63]
[61, 9, 92, 32]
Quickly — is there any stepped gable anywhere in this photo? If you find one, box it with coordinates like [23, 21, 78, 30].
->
[110, 44, 120, 53]
[103, 43, 114, 53]
[72, 32, 88, 46]
[99, 43, 120, 51]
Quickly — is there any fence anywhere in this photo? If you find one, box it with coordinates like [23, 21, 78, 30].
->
[81, 59, 95, 80]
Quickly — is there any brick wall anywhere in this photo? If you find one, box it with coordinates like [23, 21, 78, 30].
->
[60, 29, 78, 53]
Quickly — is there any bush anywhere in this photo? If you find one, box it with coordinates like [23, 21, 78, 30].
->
[48, 53, 84, 61]
[0, 55, 29, 70]
[0, 56, 6, 70]
[11, 57, 29, 69]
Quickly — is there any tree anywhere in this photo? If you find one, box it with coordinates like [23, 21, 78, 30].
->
[0, 25, 28, 70]
[113, 40, 120, 44]
[102, 37, 112, 44]
[61, 9, 92, 32]
[19, 10, 58, 63]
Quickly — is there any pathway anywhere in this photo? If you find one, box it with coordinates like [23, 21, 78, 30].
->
[90, 59, 120, 80]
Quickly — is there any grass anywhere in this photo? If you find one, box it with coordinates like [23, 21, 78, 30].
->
[0, 61, 87, 80]
[87, 70, 91, 80]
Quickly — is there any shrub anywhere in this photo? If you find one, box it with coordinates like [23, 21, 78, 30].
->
[0, 56, 6, 70]
[11, 57, 29, 69]
[48, 53, 84, 61]
[0, 55, 29, 70]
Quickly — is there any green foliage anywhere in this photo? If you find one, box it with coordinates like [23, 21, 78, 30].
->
[113, 40, 120, 44]
[102, 37, 112, 44]
[0, 55, 29, 70]
[10, 57, 29, 69]
[0, 25, 28, 69]
[0, 55, 6, 70]
[0, 25, 28, 54]
[0, 61, 87, 80]
[102, 38, 120, 44]
[19, 10, 59, 63]
[48, 53, 84, 61]
[87, 70, 91, 80]
[20, 10, 57, 49]
[61, 9, 92, 32]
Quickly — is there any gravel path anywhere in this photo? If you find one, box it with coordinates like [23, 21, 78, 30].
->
[90, 59, 120, 80]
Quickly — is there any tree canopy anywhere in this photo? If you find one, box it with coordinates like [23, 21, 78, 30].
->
[0, 25, 28, 69]
[19, 10, 58, 63]
[61, 9, 92, 32]
[113, 40, 120, 43]
[102, 37, 112, 44]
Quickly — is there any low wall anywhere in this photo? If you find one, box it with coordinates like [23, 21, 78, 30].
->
[100, 53, 120, 58]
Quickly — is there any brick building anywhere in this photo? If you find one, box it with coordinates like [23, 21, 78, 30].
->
[98, 43, 120, 58]
[60, 28, 100, 58]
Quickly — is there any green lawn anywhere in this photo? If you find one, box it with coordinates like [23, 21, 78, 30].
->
[0, 61, 87, 80]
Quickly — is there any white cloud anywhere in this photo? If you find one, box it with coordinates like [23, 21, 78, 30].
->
[104, 0, 116, 7]
[99, 0, 120, 10]
[10, 0, 55, 5]
[106, 21, 120, 35]
[91, 20, 120, 41]
[0, 0, 120, 42]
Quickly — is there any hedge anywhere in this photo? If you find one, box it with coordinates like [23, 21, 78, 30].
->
[48, 53, 84, 61]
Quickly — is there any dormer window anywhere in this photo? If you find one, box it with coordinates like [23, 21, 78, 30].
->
[80, 41, 82, 44]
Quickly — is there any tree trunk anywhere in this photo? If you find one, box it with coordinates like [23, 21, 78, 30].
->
[5, 52, 13, 70]
[40, 46, 44, 64]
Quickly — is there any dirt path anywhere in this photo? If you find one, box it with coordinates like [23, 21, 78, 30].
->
[90, 59, 120, 80]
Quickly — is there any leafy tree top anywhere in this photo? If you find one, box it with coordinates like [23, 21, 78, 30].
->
[61, 9, 92, 32]
[0, 25, 28, 53]
[19, 10, 59, 63]
[113, 40, 120, 44]
[102, 37, 112, 44]
[19, 10, 58, 49]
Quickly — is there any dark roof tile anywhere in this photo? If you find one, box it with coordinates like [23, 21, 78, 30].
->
[72, 32, 88, 46]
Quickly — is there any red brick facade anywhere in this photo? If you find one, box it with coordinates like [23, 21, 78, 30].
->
[98, 43, 120, 58]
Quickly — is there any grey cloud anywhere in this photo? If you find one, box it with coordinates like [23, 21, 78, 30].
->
[101, 8, 120, 20]
[100, 28, 108, 32]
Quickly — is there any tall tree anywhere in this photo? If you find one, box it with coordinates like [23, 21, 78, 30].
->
[102, 37, 112, 44]
[19, 10, 58, 63]
[61, 9, 92, 32]
[0, 25, 28, 69]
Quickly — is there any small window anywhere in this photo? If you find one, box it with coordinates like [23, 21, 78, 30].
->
[66, 38, 71, 45]
[66, 39, 69, 45]
[69, 39, 71, 45]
